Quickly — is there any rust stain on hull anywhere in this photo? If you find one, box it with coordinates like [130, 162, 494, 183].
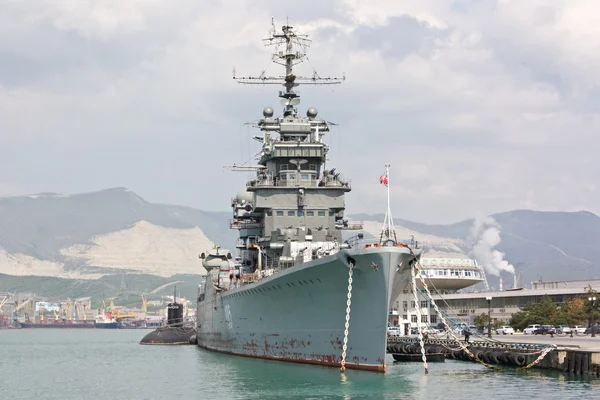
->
[197, 343, 386, 373]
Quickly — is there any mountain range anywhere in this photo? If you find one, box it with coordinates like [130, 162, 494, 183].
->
[1, 187, 599, 291]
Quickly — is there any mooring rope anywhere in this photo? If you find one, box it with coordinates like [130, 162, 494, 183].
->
[518, 345, 555, 370]
[410, 264, 429, 374]
[340, 261, 354, 373]
[409, 249, 499, 371]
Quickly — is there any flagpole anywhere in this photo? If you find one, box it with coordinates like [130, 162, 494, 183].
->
[388, 163, 396, 239]
[386, 163, 391, 226]
[380, 163, 396, 245]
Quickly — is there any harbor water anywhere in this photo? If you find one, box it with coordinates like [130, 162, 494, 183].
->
[1, 329, 597, 399]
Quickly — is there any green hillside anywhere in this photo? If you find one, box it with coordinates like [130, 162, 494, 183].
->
[0, 273, 204, 308]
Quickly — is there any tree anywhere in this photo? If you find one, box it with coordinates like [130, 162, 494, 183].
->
[509, 295, 558, 330]
[584, 286, 600, 327]
[474, 313, 490, 326]
[555, 297, 586, 326]
[509, 310, 531, 331]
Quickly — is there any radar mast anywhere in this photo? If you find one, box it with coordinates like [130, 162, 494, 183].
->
[233, 18, 345, 117]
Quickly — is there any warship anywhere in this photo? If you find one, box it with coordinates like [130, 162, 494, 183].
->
[196, 20, 422, 372]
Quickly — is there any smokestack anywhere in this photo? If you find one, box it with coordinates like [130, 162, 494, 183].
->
[499, 277, 503, 291]
[513, 275, 517, 289]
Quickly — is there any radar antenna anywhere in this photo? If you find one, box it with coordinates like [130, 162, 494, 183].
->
[233, 18, 344, 116]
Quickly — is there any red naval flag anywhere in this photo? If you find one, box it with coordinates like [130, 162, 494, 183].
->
[379, 173, 388, 187]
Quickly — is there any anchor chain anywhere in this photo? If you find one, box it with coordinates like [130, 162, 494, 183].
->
[518, 345, 555, 370]
[410, 263, 429, 374]
[409, 249, 499, 371]
[340, 261, 354, 373]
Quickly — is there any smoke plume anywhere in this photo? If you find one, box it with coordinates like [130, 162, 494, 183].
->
[468, 216, 515, 277]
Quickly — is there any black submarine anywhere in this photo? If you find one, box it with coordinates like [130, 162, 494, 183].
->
[140, 287, 196, 345]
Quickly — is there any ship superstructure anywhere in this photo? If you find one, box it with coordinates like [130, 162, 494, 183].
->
[196, 20, 422, 372]
[229, 23, 352, 275]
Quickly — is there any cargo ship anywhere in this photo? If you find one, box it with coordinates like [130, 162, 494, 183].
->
[19, 320, 96, 328]
[94, 313, 120, 329]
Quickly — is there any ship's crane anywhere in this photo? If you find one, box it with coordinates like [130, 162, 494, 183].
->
[76, 301, 87, 320]
[141, 294, 147, 313]
[14, 298, 31, 312]
[0, 295, 9, 310]
[65, 298, 73, 320]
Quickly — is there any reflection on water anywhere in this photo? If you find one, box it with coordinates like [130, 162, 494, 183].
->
[2, 330, 598, 400]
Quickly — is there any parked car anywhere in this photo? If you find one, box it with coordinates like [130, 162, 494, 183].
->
[452, 324, 468, 334]
[555, 325, 571, 334]
[573, 325, 587, 334]
[533, 325, 556, 335]
[496, 325, 515, 335]
[476, 325, 486, 334]
[584, 325, 600, 335]
[523, 324, 541, 334]
[387, 327, 401, 337]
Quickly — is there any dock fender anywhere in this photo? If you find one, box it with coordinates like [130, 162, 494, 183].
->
[489, 351, 501, 364]
[474, 349, 485, 361]
[498, 351, 509, 364]
[482, 351, 493, 364]
[515, 354, 527, 366]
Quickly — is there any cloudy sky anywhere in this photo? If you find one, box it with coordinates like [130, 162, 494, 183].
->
[1, 0, 599, 224]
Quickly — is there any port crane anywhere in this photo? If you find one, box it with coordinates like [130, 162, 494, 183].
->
[139, 281, 184, 313]
[14, 298, 33, 320]
[0, 295, 10, 310]
[150, 281, 183, 294]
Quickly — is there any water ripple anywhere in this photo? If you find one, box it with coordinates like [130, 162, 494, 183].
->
[1, 330, 597, 400]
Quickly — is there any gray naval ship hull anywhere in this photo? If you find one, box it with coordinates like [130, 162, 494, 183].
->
[196, 246, 419, 372]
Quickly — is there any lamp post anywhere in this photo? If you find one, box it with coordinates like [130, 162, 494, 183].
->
[486, 296, 492, 338]
[589, 296, 597, 338]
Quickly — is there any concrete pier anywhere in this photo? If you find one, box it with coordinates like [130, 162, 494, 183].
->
[387, 336, 600, 375]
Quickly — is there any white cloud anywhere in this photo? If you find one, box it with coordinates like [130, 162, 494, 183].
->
[1, 0, 599, 223]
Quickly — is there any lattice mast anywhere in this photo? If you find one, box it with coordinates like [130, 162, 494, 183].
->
[379, 163, 397, 245]
[233, 18, 344, 116]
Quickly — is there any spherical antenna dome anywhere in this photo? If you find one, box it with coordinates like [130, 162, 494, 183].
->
[306, 107, 318, 118]
[220, 261, 231, 271]
[263, 106, 274, 118]
[235, 190, 253, 205]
